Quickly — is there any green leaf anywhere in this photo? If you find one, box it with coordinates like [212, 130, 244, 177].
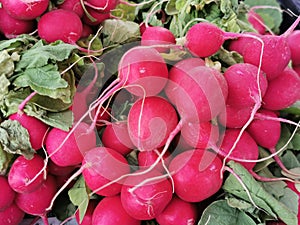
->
[198, 200, 257, 225]
[111, 1, 136, 21]
[15, 40, 76, 70]
[281, 101, 300, 115]
[223, 161, 298, 225]
[0, 144, 14, 175]
[165, 0, 179, 15]
[0, 74, 10, 103]
[102, 19, 140, 47]
[0, 34, 37, 51]
[0, 50, 19, 78]
[0, 119, 35, 160]
[68, 176, 90, 223]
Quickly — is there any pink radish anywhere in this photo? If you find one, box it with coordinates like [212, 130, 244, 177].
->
[38, 9, 83, 44]
[180, 121, 219, 149]
[83, 0, 119, 13]
[168, 149, 223, 202]
[287, 30, 300, 66]
[0, 176, 15, 211]
[47, 159, 76, 176]
[165, 64, 228, 122]
[0, 203, 24, 225]
[262, 67, 300, 110]
[127, 96, 178, 151]
[137, 148, 171, 172]
[1, 0, 49, 20]
[0, 8, 35, 39]
[82, 147, 130, 196]
[141, 26, 176, 52]
[8, 154, 46, 193]
[217, 129, 259, 170]
[15, 175, 57, 217]
[9, 113, 48, 150]
[101, 121, 134, 155]
[223, 63, 268, 108]
[121, 169, 173, 220]
[58, 0, 84, 17]
[118, 46, 169, 96]
[155, 195, 198, 225]
[247, 10, 266, 35]
[45, 122, 97, 167]
[82, 7, 110, 26]
[92, 195, 141, 225]
[81, 24, 93, 38]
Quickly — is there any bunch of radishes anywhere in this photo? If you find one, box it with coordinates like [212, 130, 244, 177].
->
[0, 0, 119, 42]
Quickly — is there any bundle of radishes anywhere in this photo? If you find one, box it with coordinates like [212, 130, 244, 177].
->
[0, 0, 300, 225]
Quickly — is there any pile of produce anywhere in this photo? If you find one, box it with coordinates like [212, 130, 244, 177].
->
[0, 0, 299, 224]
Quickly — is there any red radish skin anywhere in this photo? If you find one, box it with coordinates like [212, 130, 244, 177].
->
[0, 203, 25, 225]
[247, 10, 266, 35]
[118, 46, 169, 96]
[48, 160, 76, 176]
[101, 121, 134, 156]
[137, 148, 171, 172]
[155, 195, 198, 225]
[127, 96, 178, 151]
[15, 175, 57, 216]
[121, 169, 173, 220]
[82, 7, 110, 26]
[218, 129, 259, 170]
[92, 195, 141, 225]
[2, 0, 49, 20]
[38, 9, 83, 44]
[0, 176, 15, 211]
[0, 8, 35, 39]
[218, 105, 252, 129]
[165, 65, 228, 122]
[247, 109, 281, 149]
[84, 0, 119, 13]
[81, 24, 93, 38]
[45, 122, 97, 167]
[8, 154, 46, 193]
[82, 147, 130, 196]
[181, 121, 219, 149]
[293, 65, 300, 76]
[168, 149, 223, 203]
[75, 199, 98, 225]
[287, 30, 300, 66]
[141, 26, 176, 52]
[9, 113, 48, 150]
[185, 22, 225, 57]
[58, 0, 84, 17]
[262, 67, 300, 110]
[223, 63, 268, 108]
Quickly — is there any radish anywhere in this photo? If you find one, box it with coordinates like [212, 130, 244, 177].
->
[8, 154, 46, 193]
[0, 176, 15, 211]
[165, 64, 228, 122]
[121, 169, 173, 220]
[82, 147, 130, 196]
[1, 0, 49, 20]
[287, 30, 300, 66]
[58, 0, 84, 17]
[218, 104, 252, 129]
[155, 195, 198, 225]
[262, 67, 300, 110]
[141, 26, 176, 52]
[9, 113, 48, 150]
[47, 159, 76, 176]
[168, 149, 223, 202]
[75, 199, 98, 225]
[217, 129, 259, 170]
[247, 109, 281, 149]
[15, 175, 57, 217]
[247, 10, 266, 35]
[83, 0, 119, 13]
[45, 122, 97, 167]
[180, 121, 219, 149]
[92, 195, 141, 225]
[223, 63, 268, 108]
[293, 65, 300, 76]
[101, 121, 134, 156]
[0, 203, 24, 225]
[137, 148, 171, 172]
[38, 9, 83, 44]
[127, 96, 178, 151]
[118, 46, 169, 96]
[81, 24, 93, 38]
[82, 7, 110, 26]
[185, 22, 225, 57]
[0, 8, 35, 39]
